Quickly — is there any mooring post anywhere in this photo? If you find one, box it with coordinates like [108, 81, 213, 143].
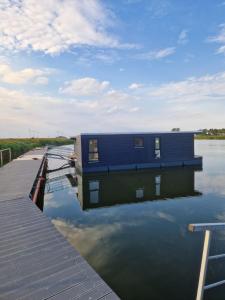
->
[9, 148, 12, 162]
[0, 151, 2, 167]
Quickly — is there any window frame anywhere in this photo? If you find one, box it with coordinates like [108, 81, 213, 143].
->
[89, 180, 100, 204]
[136, 187, 144, 199]
[134, 137, 144, 148]
[88, 139, 99, 163]
[155, 175, 161, 196]
[154, 137, 161, 159]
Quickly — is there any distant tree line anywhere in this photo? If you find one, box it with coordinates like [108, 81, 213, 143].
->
[201, 128, 225, 136]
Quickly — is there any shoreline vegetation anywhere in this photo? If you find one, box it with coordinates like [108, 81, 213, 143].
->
[0, 138, 72, 163]
[0, 132, 224, 166]
[195, 128, 225, 140]
[195, 135, 225, 140]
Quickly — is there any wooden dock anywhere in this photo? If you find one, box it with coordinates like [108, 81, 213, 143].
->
[0, 149, 119, 300]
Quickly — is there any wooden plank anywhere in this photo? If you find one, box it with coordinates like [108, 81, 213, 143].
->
[0, 219, 53, 241]
[0, 232, 70, 258]
[98, 292, 120, 300]
[0, 149, 45, 202]
[73, 282, 114, 300]
[0, 247, 77, 279]
[0, 223, 61, 246]
[0, 236, 71, 263]
[0, 149, 120, 300]
[0, 227, 66, 252]
[3, 262, 94, 299]
[45, 276, 104, 300]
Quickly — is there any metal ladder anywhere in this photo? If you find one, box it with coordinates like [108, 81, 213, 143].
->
[189, 223, 225, 300]
[46, 146, 75, 162]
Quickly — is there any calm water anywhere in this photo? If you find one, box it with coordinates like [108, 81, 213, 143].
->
[44, 141, 225, 300]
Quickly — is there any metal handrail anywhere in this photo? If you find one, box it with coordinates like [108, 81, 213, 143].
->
[189, 222, 225, 300]
[0, 148, 12, 167]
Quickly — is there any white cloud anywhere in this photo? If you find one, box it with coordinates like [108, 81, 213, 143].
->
[136, 47, 176, 60]
[94, 50, 121, 64]
[1, 71, 225, 137]
[217, 45, 225, 55]
[208, 24, 225, 55]
[60, 77, 110, 96]
[148, 72, 225, 103]
[0, 84, 140, 137]
[129, 83, 143, 90]
[178, 30, 188, 45]
[0, 0, 126, 55]
[147, 1, 171, 18]
[0, 63, 51, 85]
[52, 219, 122, 260]
[33, 76, 49, 85]
[71, 49, 121, 66]
[129, 106, 140, 112]
[196, 172, 225, 197]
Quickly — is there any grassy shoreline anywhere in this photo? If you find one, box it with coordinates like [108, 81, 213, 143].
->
[195, 135, 225, 140]
[0, 138, 72, 163]
[0, 135, 224, 166]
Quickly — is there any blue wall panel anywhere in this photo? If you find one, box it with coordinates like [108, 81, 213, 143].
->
[76, 132, 200, 172]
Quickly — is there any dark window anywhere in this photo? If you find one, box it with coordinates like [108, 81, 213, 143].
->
[136, 188, 144, 199]
[155, 175, 161, 196]
[89, 180, 99, 203]
[89, 139, 99, 162]
[134, 137, 144, 148]
[155, 137, 161, 159]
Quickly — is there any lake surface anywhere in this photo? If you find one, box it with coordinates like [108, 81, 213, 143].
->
[44, 140, 225, 300]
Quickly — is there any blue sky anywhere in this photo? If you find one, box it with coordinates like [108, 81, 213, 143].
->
[0, 0, 225, 137]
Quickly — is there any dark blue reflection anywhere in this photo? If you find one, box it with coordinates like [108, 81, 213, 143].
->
[44, 141, 225, 300]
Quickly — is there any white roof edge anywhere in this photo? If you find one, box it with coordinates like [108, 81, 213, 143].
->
[79, 131, 201, 136]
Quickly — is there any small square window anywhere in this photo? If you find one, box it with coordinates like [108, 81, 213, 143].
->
[134, 137, 144, 148]
[90, 190, 99, 203]
[89, 180, 99, 190]
[136, 188, 144, 199]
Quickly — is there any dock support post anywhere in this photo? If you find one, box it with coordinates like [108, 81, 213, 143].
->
[0, 151, 2, 167]
[9, 148, 12, 162]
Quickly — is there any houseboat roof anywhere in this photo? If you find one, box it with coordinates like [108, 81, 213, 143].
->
[79, 131, 201, 136]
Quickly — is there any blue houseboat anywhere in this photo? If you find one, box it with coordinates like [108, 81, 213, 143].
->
[74, 132, 202, 173]
[76, 167, 202, 210]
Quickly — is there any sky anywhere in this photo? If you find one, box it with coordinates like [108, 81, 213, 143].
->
[0, 0, 225, 137]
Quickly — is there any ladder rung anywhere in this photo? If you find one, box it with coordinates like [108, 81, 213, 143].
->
[209, 253, 225, 260]
[204, 279, 225, 290]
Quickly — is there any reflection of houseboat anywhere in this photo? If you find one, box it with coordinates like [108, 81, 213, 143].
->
[76, 166, 202, 210]
[74, 132, 202, 173]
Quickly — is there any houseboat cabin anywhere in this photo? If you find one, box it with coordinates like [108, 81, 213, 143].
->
[74, 132, 202, 173]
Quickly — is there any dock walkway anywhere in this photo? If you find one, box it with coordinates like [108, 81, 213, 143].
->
[0, 149, 119, 300]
